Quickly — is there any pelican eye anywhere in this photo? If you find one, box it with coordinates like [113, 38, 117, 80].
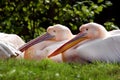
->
[53, 30, 56, 32]
[86, 28, 88, 31]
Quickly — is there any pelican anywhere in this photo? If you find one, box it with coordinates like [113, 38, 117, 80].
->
[0, 33, 25, 59]
[48, 22, 120, 63]
[24, 24, 74, 62]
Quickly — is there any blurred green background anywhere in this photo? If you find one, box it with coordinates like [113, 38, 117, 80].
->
[0, 0, 119, 41]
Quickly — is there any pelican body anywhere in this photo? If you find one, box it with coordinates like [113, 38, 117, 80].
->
[0, 33, 25, 48]
[74, 35, 120, 63]
[0, 33, 25, 59]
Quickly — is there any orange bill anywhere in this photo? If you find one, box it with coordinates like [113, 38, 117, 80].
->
[19, 32, 54, 52]
[48, 33, 88, 58]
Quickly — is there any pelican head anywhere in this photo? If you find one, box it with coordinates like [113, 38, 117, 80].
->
[47, 24, 73, 41]
[19, 24, 73, 52]
[48, 22, 109, 58]
[79, 22, 108, 39]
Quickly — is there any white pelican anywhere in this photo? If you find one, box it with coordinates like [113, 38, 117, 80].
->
[24, 24, 74, 62]
[48, 22, 120, 63]
[0, 33, 25, 59]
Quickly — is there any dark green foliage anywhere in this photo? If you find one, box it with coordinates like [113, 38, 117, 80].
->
[0, 0, 116, 41]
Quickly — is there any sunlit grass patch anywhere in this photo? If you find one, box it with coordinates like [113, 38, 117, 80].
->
[0, 59, 120, 80]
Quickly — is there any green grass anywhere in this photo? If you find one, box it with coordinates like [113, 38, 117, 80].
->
[0, 59, 120, 80]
